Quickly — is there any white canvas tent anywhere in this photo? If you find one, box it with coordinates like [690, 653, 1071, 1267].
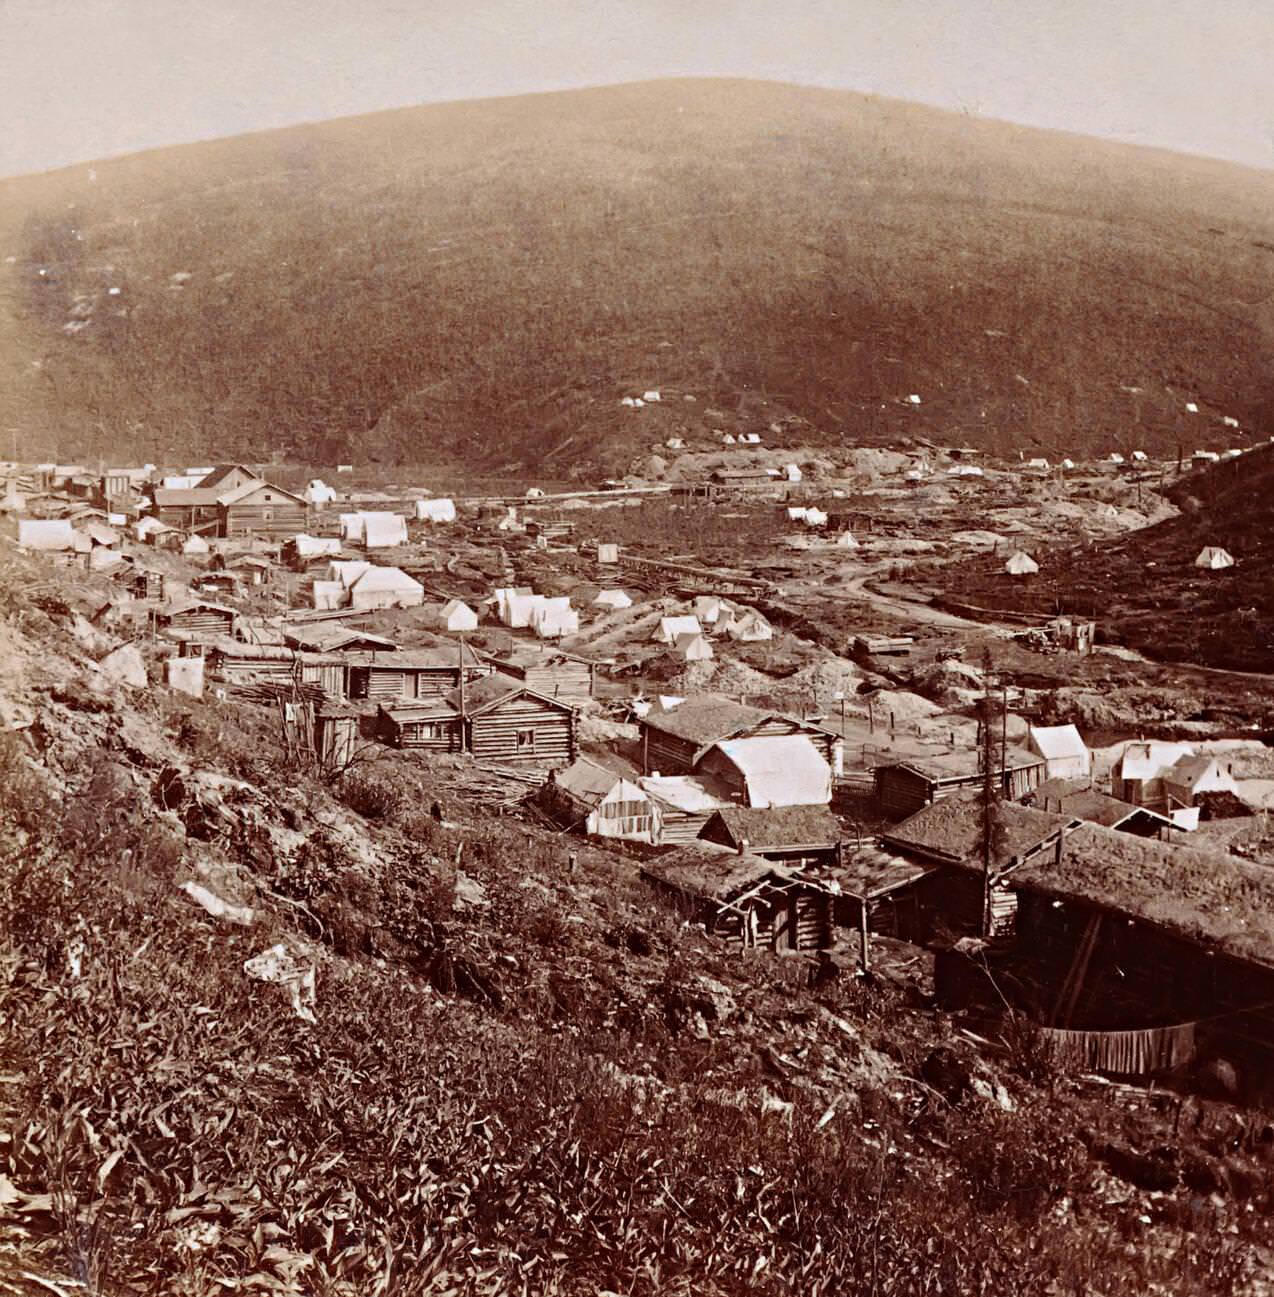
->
[414, 498, 457, 523]
[1194, 546, 1235, 570]
[530, 596, 578, 639]
[292, 534, 342, 559]
[655, 614, 703, 644]
[674, 632, 714, 662]
[784, 463, 803, 482]
[725, 610, 773, 642]
[312, 580, 344, 610]
[592, 589, 632, 610]
[1005, 551, 1039, 576]
[706, 735, 832, 808]
[1027, 724, 1092, 780]
[431, 599, 479, 632]
[182, 534, 211, 556]
[328, 559, 373, 588]
[348, 566, 424, 611]
[304, 479, 338, 505]
[361, 512, 409, 549]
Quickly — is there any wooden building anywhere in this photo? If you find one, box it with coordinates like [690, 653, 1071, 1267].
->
[874, 749, 1047, 821]
[641, 843, 835, 955]
[204, 639, 349, 699]
[880, 794, 1077, 940]
[155, 598, 236, 640]
[698, 804, 841, 865]
[217, 480, 309, 538]
[282, 626, 399, 654]
[377, 701, 464, 752]
[314, 704, 361, 772]
[540, 757, 660, 842]
[483, 645, 597, 701]
[639, 774, 734, 844]
[444, 675, 578, 765]
[639, 694, 841, 777]
[1024, 779, 1173, 839]
[347, 645, 492, 702]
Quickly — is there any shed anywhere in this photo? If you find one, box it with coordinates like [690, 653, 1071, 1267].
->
[157, 598, 236, 640]
[674, 632, 714, 662]
[444, 674, 577, 765]
[639, 694, 841, 776]
[314, 704, 360, 771]
[596, 543, 619, 564]
[540, 757, 660, 842]
[1027, 724, 1092, 780]
[875, 749, 1047, 821]
[1004, 551, 1039, 576]
[698, 734, 832, 807]
[655, 614, 703, 645]
[641, 843, 834, 954]
[698, 804, 841, 864]
[1025, 779, 1173, 839]
[485, 646, 596, 701]
[1194, 546, 1235, 570]
[640, 774, 733, 844]
[17, 519, 75, 551]
[592, 589, 632, 611]
[348, 566, 425, 611]
[377, 701, 463, 751]
[348, 645, 491, 701]
[1161, 755, 1240, 808]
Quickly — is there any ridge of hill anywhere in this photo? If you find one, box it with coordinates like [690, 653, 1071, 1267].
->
[2, 78, 1274, 473]
[933, 446, 1274, 672]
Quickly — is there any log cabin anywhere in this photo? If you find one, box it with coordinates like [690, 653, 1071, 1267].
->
[203, 639, 349, 699]
[697, 804, 841, 865]
[641, 842, 835, 955]
[638, 694, 842, 777]
[874, 749, 1047, 821]
[482, 645, 597, 701]
[377, 701, 464, 752]
[346, 645, 492, 702]
[217, 480, 309, 539]
[638, 774, 734, 844]
[155, 598, 236, 640]
[540, 757, 660, 842]
[444, 675, 578, 766]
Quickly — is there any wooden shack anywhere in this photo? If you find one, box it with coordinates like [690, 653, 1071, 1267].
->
[875, 749, 1047, 821]
[540, 757, 660, 842]
[347, 645, 491, 701]
[204, 639, 349, 699]
[445, 675, 577, 765]
[639, 694, 841, 776]
[314, 704, 361, 772]
[698, 804, 841, 865]
[880, 793, 1076, 940]
[377, 701, 464, 752]
[156, 598, 236, 640]
[483, 645, 597, 701]
[638, 774, 734, 844]
[641, 843, 834, 955]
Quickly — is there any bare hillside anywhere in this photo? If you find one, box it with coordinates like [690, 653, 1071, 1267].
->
[2, 78, 1274, 470]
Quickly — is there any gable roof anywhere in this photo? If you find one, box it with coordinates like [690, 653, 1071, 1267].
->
[160, 596, 237, 618]
[1166, 754, 1224, 786]
[283, 626, 400, 653]
[893, 747, 1045, 783]
[217, 479, 307, 507]
[443, 673, 575, 716]
[881, 791, 1072, 871]
[1027, 779, 1172, 830]
[349, 565, 423, 595]
[153, 487, 225, 507]
[1028, 724, 1088, 760]
[552, 756, 645, 803]
[702, 804, 840, 850]
[639, 773, 734, 814]
[346, 644, 484, 670]
[1114, 740, 1196, 781]
[196, 464, 261, 490]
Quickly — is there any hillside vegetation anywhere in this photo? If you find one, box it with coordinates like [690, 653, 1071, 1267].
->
[2, 79, 1274, 471]
[933, 446, 1274, 672]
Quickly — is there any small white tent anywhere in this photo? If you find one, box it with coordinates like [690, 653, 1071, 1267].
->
[182, 534, 211, 556]
[593, 589, 633, 610]
[312, 580, 344, 610]
[532, 597, 579, 639]
[1027, 724, 1092, 780]
[1195, 546, 1235, 570]
[304, 479, 337, 505]
[432, 599, 479, 631]
[726, 610, 773, 642]
[835, 531, 858, 548]
[1005, 551, 1039, 576]
[328, 559, 372, 588]
[292, 533, 342, 559]
[655, 614, 703, 644]
[674, 632, 714, 662]
[784, 463, 803, 482]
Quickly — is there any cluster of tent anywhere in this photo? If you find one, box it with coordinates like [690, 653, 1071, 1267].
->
[313, 560, 424, 611]
[339, 511, 409, 549]
[493, 587, 580, 639]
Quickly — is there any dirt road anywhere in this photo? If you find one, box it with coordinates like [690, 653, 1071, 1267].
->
[842, 570, 1015, 633]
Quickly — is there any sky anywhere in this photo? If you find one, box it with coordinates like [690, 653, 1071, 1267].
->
[4, 0, 1274, 177]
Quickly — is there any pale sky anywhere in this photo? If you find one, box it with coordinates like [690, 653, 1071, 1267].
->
[4, 0, 1273, 178]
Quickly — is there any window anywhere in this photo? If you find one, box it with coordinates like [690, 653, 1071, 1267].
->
[516, 728, 536, 751]
[261, 509, 273, 521]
